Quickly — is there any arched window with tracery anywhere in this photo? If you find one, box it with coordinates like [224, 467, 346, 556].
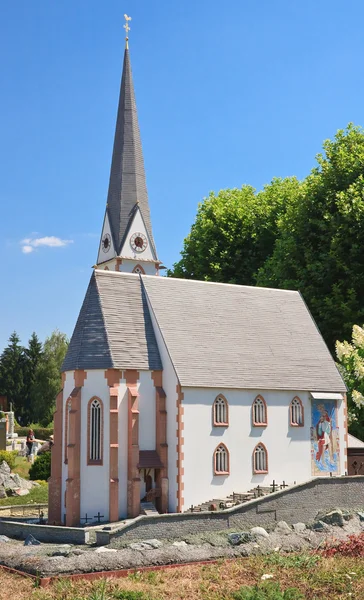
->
[253, 443, 268, 474]
[87, 397, 103, 465]
[213, 395, 229, 426]
[214, 443, 229, 475]
[64, 397, 71, 464]
[290, 396, 304, 426]
[132, 264, 145, 275]
[252, 395, 267, 426]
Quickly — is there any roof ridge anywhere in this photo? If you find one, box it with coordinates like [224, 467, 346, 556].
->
[141, 274, 299, 294]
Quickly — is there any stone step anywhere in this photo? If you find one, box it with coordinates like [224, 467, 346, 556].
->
[140, 502, 159, 516]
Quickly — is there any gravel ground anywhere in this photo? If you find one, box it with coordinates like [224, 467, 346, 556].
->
[0, 511, 362, 577]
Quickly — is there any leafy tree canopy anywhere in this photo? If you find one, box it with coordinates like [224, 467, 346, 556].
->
[169, 178, 301, 285]
[336, 324, 364, 439]
[170, 124, 364, 352]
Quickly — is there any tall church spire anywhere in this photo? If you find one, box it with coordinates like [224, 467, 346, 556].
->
[97, 22, 158, 271]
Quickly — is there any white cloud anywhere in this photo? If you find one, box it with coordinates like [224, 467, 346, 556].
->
[22, 245, 34, 254]
[21, 236, 73, 254]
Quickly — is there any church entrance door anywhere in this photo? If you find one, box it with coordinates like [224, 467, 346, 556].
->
[145, 474, 152, 493]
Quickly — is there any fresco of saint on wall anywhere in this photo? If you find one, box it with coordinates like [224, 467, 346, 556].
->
[311, 400, 340, 476]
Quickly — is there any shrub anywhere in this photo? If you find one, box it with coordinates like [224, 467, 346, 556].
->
[14, 427, 53, 440]
[321, 532, 364, 557]
[29, 452, 51, 481]
[0, 450, 18, 471]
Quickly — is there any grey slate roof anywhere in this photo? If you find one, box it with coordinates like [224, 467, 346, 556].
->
[141, 275, 346, 392]
[62, 271, 162, 372]
[64, 271, 345, 392]
[106, 48, 157, 258]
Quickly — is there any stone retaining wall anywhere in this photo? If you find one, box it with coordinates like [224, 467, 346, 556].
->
[0, 520, 88, 544]
[96, 476, 364, 545]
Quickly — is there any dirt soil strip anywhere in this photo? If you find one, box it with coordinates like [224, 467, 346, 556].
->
[0, 558, 230, 588]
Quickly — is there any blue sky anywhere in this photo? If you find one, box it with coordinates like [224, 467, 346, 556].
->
[1, 0, 363, 352]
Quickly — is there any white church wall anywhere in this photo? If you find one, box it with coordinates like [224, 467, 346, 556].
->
[80, 370, 111, 521]
[144, 291, 179, 512]
[119, 209, 156, 261]
[181, 388, 345, 510]
[97, 212, 115, 264]
[138, 371, 156, 451]
[117, 259, 156, 276]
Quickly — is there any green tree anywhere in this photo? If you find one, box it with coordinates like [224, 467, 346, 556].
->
[168, 178, 301, 285]
[29, 451, 51, 481]
[0, 332, 25, 419]
[336, 324, 364, 440]
[23, 333, 43, 424]
[30, 330, 68, 426]
[257, 124, 364, 351]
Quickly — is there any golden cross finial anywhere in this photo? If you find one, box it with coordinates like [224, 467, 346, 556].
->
[124, 14, 132, 48]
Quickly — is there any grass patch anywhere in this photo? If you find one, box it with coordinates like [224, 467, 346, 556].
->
[12, 456, 31, 480]
[0, 482, 48, 506]
[1, 553, 364, 598]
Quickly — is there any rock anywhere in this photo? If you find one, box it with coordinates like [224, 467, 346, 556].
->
[312, 520, 330, 532]
[251, 526, 269, 538]
[228, 532, 255, 545]
[31, 481, 41, 487]
[51, 549, 70, 557]
[293, 522, 306, 533]
[274, 521, 291, 535]
[321, 509, 345, 527]
[172, 541, 188, 547]
[143, 539, 163, 549]
[49, 544, 71, 557]
[0, 536, 9, 543]
[129, 542, 152, 551]
[0, 486, 7, 499]
[261, 574, 274, 581]
[14, 488, 30, 496]
[358, 512, 364, 522]
[12, 474, 32, 490]
[0, 461, 10, 475]
[94, 546, 117, 553]
[72, 549, 88, 556]
[24, 534, 41, 546]
[129, 539, 162, 551]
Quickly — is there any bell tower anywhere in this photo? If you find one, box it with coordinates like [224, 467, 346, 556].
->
[97, 17, 161, 275]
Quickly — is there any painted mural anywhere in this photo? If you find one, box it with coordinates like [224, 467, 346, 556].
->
[311, 400, 340, 476]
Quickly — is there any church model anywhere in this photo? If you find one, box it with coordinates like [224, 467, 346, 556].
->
[48, 23, 348, 527]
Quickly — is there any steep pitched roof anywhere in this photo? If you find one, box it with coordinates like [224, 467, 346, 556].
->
[106, 48, 157, 258]
[62, 271, 161, 372]
[141, 275, 346, 392]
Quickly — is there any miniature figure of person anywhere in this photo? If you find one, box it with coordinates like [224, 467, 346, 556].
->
[26, 429, 35, 463]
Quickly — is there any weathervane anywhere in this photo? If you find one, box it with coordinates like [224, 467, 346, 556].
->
[124, 14, 132, 48]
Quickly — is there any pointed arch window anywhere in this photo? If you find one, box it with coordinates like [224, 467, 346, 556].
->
[214, 443, 230, 475]
[87, 397, 103, 465]
[252, 395, 267, 426]
[213, 395, 229, 426]
[290, 397, 304, 426]
[132, 264, 145, 275]
[253, 443, 268, 474]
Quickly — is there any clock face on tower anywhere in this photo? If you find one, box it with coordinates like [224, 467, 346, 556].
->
[102, 233, 111, 253]
[130, 232, 148, 253]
